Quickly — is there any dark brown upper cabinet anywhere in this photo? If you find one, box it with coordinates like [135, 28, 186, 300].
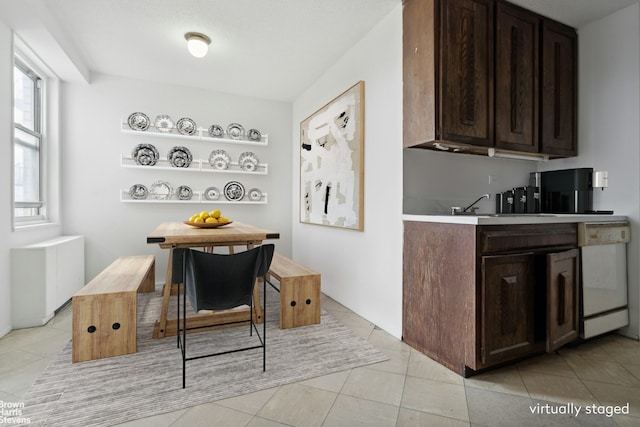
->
[403, 0, 494, 149]
[494, 2, 539, 153]
[403, 0, 578, 158]
[440, 0, 494, 147]
[540, 20, 578, 157]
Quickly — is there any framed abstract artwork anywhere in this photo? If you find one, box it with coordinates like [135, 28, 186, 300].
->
[300, 81, 364, 231]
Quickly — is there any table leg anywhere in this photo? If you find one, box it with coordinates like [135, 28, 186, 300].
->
[245, 243, 264, 323]
[155, 248, 173, 338]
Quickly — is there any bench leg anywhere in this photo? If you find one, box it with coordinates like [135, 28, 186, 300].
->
[138, 258, 156, 293]
[72, 291, 137, 362]
[280, 275, 321, 329]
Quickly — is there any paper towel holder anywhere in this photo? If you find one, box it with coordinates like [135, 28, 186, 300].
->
[593, 171, 608, 190]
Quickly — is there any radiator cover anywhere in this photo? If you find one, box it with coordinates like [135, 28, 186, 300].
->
[11, 236, 85, 328]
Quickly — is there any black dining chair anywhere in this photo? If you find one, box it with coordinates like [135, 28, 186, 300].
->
[171, 244, 275, 388]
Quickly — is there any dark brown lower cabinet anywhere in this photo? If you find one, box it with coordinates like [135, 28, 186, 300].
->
[403, 221, 580, 377]
[481, 253, 536, 366]
[547, 249, 580, 351]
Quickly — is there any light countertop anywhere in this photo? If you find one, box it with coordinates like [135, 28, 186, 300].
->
[402, 213, 628, 225]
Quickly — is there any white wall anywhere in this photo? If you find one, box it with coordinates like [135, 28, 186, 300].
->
[60, 74, 293, 285]
[0, 23, 63, 337]
[292, 5, 404, 338]
[404, 149, 535, 214]
[0, 22, 13, 337]
[537, 3, 640, 338]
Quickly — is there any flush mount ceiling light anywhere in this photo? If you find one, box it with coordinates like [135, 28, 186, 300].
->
[185, 32, 211, 58]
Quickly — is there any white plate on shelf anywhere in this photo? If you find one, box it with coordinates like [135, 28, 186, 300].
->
[203, 186, 221, 201]
[129, 184, 148, 200]
[132, 143, 159, 166]
[224, 181, 245, 201]
[227, 123, 245, 140]
[209, 149, 231, 170]
[247, 128, 262, 141]
[176, 185, 193, 200]
[248, 188, 262, 201]
[149, 180, 172, 200]
[127, 112, 150, 131]
[238, 152, 259, 171]
[167, 146, 193, 168]
[176, 117, 197, 135]
[154, 115, 174, 133]
[208, 124, 224, 138]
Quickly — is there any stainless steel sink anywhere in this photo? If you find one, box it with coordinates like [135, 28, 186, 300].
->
[449, 212, 558, 217]
[484, 213, 558, 217]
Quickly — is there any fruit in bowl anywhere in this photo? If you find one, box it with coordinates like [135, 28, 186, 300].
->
[187, 209, 231, 226]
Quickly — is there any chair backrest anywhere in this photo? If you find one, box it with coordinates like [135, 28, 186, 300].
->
[257, 244, 275, 278]
[172, 244, 274, 313]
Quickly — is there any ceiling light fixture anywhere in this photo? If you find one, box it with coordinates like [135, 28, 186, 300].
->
[185, 32, 211, 58]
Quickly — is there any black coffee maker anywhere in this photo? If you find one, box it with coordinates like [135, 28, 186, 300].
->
[536, 168, 594, 213]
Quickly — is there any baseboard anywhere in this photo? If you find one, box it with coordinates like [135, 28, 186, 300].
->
[0, 325, 12, 339]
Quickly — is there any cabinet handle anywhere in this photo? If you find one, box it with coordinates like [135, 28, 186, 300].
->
[510, 27, 524, 134]
[461, 9, 476, 125]
[558, 271, 567, 325]
[501, 275, 518, 335]
[553, 42, 562, 139]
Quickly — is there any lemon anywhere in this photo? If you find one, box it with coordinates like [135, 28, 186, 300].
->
[218, 216, 230, 224]
[189, 214, 198, 222]
[199, 211, 210, 219]
[210, 209, 221, 219]
[193, 216, 204, 223]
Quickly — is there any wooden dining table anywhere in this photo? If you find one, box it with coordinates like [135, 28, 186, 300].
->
[147, 221, 280, 338]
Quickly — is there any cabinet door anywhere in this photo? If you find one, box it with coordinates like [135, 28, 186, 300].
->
[439, 0, 494, 146]
[495, 3, 539, 152]
[547, 248, 580, 351]
[540, 20, 577, 157]
[481, 253, 536, 366]
[403, 0, 437, 148]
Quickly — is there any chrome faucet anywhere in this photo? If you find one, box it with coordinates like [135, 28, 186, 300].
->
[451, 193, 491, 215]
[463, 193, 491, 212]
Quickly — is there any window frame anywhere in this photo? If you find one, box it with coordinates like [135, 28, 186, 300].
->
[11, 38, 59, 230]
[13, 56, 45, 223]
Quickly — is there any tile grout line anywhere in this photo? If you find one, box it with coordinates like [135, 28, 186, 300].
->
[394, 341, 412, 426]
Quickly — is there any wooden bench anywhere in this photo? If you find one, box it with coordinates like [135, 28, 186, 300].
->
[72, 255, 155, 362]
[267, 253, 321, 329]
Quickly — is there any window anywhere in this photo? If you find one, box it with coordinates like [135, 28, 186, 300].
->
[13, 56, 45, 222]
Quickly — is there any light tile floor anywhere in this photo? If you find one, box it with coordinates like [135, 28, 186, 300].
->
[1, 295, 640, 426]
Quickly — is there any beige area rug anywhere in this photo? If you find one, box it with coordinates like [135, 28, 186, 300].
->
[18, 287, 388, 427]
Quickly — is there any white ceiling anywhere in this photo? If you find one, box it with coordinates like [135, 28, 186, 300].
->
[2, 0, 638, 102]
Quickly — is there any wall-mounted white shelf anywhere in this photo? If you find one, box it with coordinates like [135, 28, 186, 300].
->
[121, 117, 270, 206]
[121, 154, 268, 175]
[121, 120, 268, 146]
[120, 189, 268, 204]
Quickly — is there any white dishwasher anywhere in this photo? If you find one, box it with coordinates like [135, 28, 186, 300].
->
[578, 221, 630, 339]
